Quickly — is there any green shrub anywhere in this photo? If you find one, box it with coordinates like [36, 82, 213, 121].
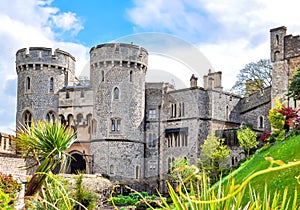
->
[0, 189, 13, 210]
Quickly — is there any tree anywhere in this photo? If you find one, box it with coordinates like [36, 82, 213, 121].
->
[237, 127, 258, 157]
[14, 121, 77, 197]
[200, 134, 230, 168]
[231, 59, 272, 96]
[288, 66, 300, 100]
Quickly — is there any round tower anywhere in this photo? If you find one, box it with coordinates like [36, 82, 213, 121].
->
[15, 47, 76, 128]
[90, 43, 148, 179]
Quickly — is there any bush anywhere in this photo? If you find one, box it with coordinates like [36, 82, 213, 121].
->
[0, 172, 21, 207]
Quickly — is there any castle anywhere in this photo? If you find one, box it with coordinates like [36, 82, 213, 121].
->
[6, 26, 297, 183]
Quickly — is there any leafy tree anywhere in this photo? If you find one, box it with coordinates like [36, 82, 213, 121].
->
[200, 134, 230, 169]
[14, 121, 77, 197]
[288, 66, 300, 100]
[231, 59, 272, 96]
[237, 127, 258, 157]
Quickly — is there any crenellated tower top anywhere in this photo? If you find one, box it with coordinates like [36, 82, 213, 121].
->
[16, 47, 75, 75]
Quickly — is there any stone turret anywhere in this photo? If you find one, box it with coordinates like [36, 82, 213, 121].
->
[89, 43, 148, 179]
[15, 47, 76, 127]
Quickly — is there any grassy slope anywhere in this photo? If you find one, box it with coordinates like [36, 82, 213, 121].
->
[222, 135, 300, 203]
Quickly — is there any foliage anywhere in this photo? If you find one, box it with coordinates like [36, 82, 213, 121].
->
[237, 126, 258, 157]
[14, 120, 77, 196]
[26, 173, 87, 210]
[109, 188, 157, 208]
[288, 66, 300, 100]
[0, 172, 21, 207]
[231, 59, 272, 96]
[0, 189, 13, 210]
[73, 174, 97, 210]
[268, 100, 285, 130]
[200, 134, 230, 167]
[167, 158, 195, 184]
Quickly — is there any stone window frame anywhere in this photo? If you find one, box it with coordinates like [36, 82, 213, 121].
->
[26, 76, 31, 92]
[135, 165, 141, 179]
[23, 110, 33, 127]
[101, 70, 105, 82]
[80, 90, 84, 98]
[113, 86, 120, 100]
[148, 109, 156, 119]
[76, 113, 84, 125]
[148, 133, 157, 147]
[46, 111, 56, 123]
[129, 70, 133, 82]
[111, 118, 121, 132]
[109, 165, 114, 175]
[49, 77, 54, 92]
[258, 115, 264, 129]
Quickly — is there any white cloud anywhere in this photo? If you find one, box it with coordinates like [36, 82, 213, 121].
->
[50, 12, 84, 36]
[0, 0, 87, 134]
[127, 0, 300, 90]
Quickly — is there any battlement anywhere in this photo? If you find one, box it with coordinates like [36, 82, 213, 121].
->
[284, 34, 300, 59]
[16, 47, 75, 74]
[90, 43, 148, 70]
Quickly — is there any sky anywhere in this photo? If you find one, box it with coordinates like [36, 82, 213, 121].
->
[1, 0, 300, 134]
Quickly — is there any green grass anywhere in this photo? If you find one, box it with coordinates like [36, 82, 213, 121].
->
[220, 135, 300, 204]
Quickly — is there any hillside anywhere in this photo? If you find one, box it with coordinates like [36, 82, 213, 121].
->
[221, 135, 300, 204]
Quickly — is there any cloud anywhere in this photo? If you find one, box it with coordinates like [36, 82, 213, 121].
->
[0, 0, 87, 134]
[127, 0, 300, 90]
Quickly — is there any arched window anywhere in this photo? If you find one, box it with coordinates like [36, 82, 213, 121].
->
[113, 87, 119, 100]
[129, 71, 133, 82]
[23, 110, 32, 127]
[101, 71, 105, 82]
[77, 113, 83, 124]
[226, 106, 229, 121]
[59, 114, 66, 125]
[46, 111, 56, 123]
[275, 34, 279, 46]
[26, 77, 31, 91]
[258, 116, 264, 129]
[49, 77, 54, 91]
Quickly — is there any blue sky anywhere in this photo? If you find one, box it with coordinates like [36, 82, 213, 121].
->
[1, 0, 300, 134]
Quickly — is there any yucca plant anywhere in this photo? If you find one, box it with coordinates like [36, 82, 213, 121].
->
[14, 121, 77, 197]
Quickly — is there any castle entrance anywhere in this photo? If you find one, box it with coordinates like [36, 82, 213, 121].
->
[70, 153, 86, 174]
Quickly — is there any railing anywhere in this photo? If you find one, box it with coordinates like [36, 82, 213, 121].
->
[0, 133, 15, 154]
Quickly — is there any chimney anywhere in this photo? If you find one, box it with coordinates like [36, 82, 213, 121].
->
[190, 74, 198, 88]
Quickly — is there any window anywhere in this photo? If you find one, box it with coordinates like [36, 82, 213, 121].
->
[101, 71, 104, 82]
[130, 71, 133, 82]
[80, 90, 84, 98]
[66, 91, 70, 99]
[165, 128, 188, 147]
[182, 103, 185, 116]
[111, 118, 121, 132]
[113, 87, 119, 100]
[258, 116, 264, 129]
[226, 106, 229, 121]
[46, 111, 56, 123]
[49, 77, 54, 91]
[148, 133, 156, 147]
[23, 110, 32, 127]
[77, 113, 83, 124]
[26, 77, 31, 91]
[149, 109, 156, 119]
[135, 165, 141, 179]
[110, 165, 114, 174]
